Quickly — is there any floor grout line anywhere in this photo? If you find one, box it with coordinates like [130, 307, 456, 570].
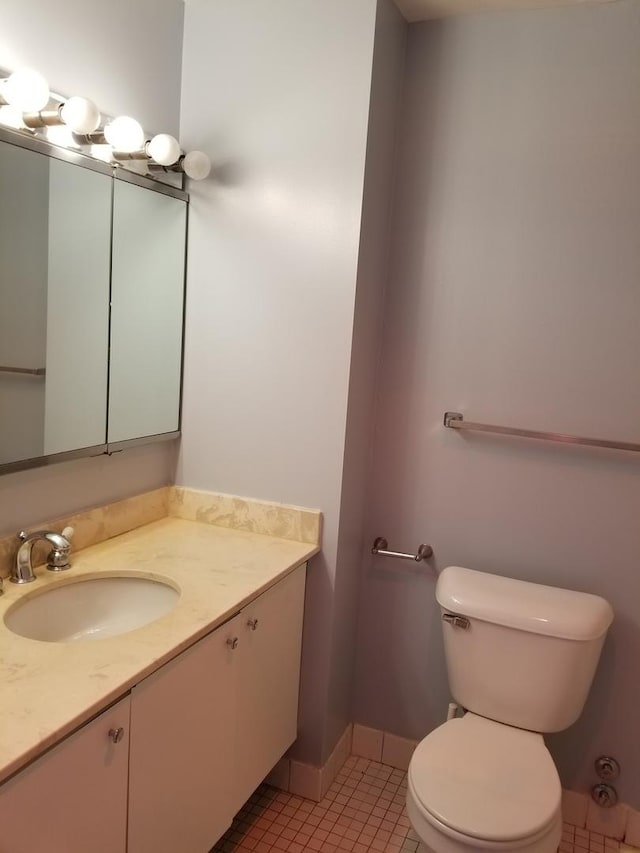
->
[211, 756, 622, 853]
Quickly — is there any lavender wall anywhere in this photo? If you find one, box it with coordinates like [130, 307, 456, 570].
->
[0, 0, 183, 535]
[329, 0, 408, 755]
[352, 0, 640, 807]
[178, 0, 379, 765]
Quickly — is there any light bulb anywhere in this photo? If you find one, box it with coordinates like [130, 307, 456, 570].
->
[183, 150, 211, 181]
[3, 68, 50, 112]
[147, 133, 181, 166]
[104, 115, 144, 152]
[60, 96, 100, 134]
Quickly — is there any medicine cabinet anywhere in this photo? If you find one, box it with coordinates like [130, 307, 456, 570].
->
[0, 126, 187, 474]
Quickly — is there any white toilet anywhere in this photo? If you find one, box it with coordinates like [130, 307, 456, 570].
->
[406, 566, 613, 853]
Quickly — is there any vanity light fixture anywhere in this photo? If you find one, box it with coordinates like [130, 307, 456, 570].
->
[21, 107, 59, 128]
[14, 99, 99, 137]
[104, 116, 145, 152]
[20, 96, 100, 133]
[113, 134, 182, 167]
[0, 68, 50, 112]
[146, 133, 181, 166]
[147, 150, 212, 181]
[183, 150, 211, 180]
[0, 65, 212, 182]
[60, 96, 101, 134]
[113, 133, 211, 179]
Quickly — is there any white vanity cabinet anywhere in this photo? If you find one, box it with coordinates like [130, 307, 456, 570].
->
[128, 563, 307, 853]
[0, 696, 131, 853]
[0, 564, 307, 853]
[235, 562, 306, 806]
[127, 612, 243, 853]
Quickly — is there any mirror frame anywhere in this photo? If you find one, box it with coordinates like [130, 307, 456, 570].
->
[0, 125, 189, 475]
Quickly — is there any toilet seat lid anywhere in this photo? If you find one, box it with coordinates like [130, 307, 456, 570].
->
[408, 713, 561, 842]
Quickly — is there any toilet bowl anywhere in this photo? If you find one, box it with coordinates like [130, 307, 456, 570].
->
[406, 714, 562, 853]
[405, 566, 613, 853]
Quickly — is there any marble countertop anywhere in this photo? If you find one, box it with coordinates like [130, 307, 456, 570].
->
[0, 517, 319, 785]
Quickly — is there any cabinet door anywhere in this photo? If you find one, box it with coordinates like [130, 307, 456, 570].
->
[44, 159, 111, 455]
[0, 696, 130, 853]
[235, 564, 307, 805]
[108, 179, 186, 445]
[128, 614, 242, 853]
[0, 142, 111, 468]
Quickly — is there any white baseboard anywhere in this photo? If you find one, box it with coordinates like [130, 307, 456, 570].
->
[265, 724, 353, 802]
[352, 723, 417, 770]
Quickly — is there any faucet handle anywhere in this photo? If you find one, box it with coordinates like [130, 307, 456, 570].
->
[47, 529, 73, 572]
[47, 548, 71, 571]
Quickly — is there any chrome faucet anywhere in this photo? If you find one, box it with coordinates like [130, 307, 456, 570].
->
[12, 529, 73, 584]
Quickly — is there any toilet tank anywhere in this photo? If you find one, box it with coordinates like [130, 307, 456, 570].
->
[436, 566, 613, 733]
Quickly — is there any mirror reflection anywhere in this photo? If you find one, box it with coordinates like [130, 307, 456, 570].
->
[0, 142, 111, 466]
[109, 181, 186, 445]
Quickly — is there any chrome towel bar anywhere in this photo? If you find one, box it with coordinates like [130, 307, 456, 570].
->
[0, 365, 46, 376]
[371, 537, 433, 562]
[444, 411, 640, 454]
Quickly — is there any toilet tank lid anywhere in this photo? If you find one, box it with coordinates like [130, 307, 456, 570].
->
[436, 566, 613, 641]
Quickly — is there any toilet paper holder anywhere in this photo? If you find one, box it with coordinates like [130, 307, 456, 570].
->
[371, 537, 433, 562]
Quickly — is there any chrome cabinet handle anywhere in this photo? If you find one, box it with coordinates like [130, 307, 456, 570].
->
[108, 727, 125, 744]
[226, 637, 239, 650]
[247, 618, 259, 631]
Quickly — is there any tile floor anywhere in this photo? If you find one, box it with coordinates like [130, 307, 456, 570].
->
[212, 755, 622, 853]
[561, 824, 620, 853]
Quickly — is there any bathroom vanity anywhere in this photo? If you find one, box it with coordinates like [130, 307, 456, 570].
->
[0, 516, 317, 853]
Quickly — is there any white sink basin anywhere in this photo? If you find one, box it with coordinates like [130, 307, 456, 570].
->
[4, 575, 180, 642]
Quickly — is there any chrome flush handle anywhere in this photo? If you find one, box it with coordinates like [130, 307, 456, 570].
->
[442, 613, 470, 630]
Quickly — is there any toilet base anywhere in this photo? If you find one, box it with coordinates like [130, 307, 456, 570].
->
[406, 788, 562, 853]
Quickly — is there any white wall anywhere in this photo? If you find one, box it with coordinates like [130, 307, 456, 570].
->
[353, 0, 640, 807]
[179, 0, 379, 765]
[0, 0, 183, 534]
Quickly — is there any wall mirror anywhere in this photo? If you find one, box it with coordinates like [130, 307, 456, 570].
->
[0, 127, 188, 474]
